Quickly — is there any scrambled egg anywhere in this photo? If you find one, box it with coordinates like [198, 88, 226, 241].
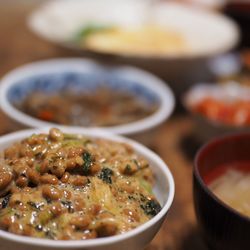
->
[83, 26, 187, 56]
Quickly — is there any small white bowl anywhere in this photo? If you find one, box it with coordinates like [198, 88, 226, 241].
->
[0, 127, 175, 250]
[0, 58, 175, 139]
[183, 83, 250, 141]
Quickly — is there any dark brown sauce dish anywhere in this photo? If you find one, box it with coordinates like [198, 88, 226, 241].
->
[193, 133, 250, 250]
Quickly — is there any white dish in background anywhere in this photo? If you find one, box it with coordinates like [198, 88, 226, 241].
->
[0, 58, 175, 141]
[28, 0, 239, 59]
[0, 127, 175, 250]
[184, 82, 250, 106]
[186, 0, 227, 10]
[184, 83, 250, 141]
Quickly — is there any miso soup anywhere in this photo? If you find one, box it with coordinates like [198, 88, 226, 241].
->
[205, 161, 250, 218]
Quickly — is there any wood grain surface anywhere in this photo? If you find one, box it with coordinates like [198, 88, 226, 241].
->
[0, 1, 210, 249]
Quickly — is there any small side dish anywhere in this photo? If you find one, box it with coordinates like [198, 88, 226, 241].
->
[205, 161, 250, 218]
[185, 83, 250, 127]
[191, 97, 250, 126]
[15, 87, 158, 127]
[0, 128, 161, 240]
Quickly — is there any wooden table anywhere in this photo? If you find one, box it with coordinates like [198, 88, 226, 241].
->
[0, 1, 209, 249]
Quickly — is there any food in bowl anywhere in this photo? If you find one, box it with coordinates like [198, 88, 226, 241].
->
[0, 59, 175, 137]
[205, 161, 250, 218]
[0, 128, 161, 240]
[191, 97, 250, 126]
[77, 24, 187, 56]
[185, 83, 250, 127]
[194, 133, 250, 250]
[28, 0, 239, 59]
[14, 87, 158, 127]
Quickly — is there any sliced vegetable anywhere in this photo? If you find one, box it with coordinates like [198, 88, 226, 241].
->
[139, 178, 153, 194]
[75, 24, 115, 42]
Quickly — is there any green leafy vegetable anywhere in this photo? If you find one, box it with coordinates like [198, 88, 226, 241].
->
[62, 140, 83, 147]
[133, 159, 140, 168]
[82, 151, 94, 175]
[39, 210, 53, 225]
[63, 133, 78, 140]
[27, 201, 44, 210]
[35, 165, 41, 172]
[45, 229, 56, 239]
[61, 200, 74, 213]
[98, 168, 113, 184]
[124, 164, 132, 175]
[139, 178, 152, 194]
[75, 24, 115, 42]
[0, 194, 11, 209]
[140, 200, 161, 217]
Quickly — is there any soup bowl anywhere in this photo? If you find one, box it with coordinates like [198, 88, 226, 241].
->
[194, 133, 250, 250]
[0, 127, 174, 250]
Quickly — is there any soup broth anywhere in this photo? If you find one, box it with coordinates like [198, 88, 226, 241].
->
[206, 161, 250, 218]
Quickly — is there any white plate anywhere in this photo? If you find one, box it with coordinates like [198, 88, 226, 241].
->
[28, 0, 240, 59]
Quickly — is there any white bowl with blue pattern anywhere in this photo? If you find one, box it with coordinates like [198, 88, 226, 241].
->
[0, 58, 175, 136]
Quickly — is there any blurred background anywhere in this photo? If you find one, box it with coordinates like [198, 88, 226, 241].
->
[0, 0, 249, 249]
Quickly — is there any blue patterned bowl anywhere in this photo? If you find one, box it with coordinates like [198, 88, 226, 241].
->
[0, 58, 175, 136]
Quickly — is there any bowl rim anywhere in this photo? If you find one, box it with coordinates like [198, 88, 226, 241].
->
[194, 132, 250, 222]
[0, 58, 175, 136]
[0, 127, 175, 247]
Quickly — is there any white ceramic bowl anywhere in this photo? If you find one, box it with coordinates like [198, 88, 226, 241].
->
[0, 127, 175, 250]
[0, 58, 175, 138]
[28, 0, 239, 59]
